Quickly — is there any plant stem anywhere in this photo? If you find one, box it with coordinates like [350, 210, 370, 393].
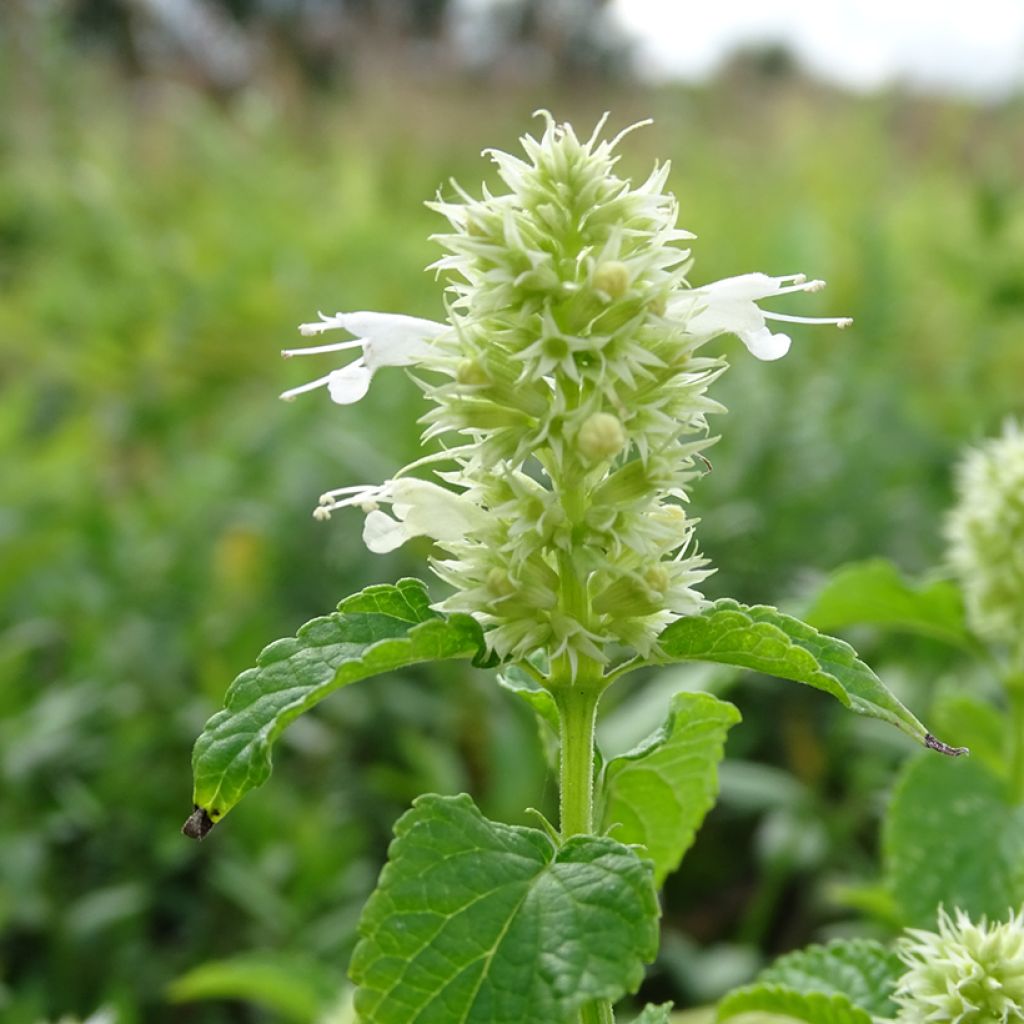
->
[550, 462, 616, 1022]
[553, 670, 602, 837]
[580, 1000, 616, 1024]
[552, 673, 616, 1024]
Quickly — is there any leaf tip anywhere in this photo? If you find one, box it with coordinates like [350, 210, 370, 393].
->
[924, 733, 970, 758]
[182, 806, 217, 840]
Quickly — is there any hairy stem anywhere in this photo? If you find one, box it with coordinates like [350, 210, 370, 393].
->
[553, 664, 602, 837]
[581, 999, 616, 1024]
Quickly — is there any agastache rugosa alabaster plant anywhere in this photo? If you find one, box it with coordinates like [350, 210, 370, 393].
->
[184, 114, 964, 1024]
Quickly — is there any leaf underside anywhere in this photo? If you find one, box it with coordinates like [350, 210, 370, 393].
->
[657, 599, 958, 752]
[350, 793, 659, 1024]
[187, 579, 484, 829]
[600, 692, 741, 887]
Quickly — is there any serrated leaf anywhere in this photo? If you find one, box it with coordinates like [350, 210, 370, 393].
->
[168, 952, 340, 1022]
[757, 940, 903, 1018]
[600, 692, 740, 886]
[188, 579, 483, 828]
[803, 559, 974, 649]
[349, 792, 659, 1024]
[717, 985, 873, 1024]
[884, 754, 1024, 927]
[657, 600, 955, 752]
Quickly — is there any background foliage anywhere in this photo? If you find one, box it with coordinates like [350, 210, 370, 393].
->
[2, 5, 1023, 1021]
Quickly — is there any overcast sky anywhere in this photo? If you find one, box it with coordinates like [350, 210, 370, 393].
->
[610, 0, 1024, 98]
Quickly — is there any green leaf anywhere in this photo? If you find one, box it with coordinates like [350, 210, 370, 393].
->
[630, 1004, 674, 1023]
[350, 792, 659, 1024]
[168, 952, 341, 1022]
[803, 559, 975, 649]
[600, 692, 741, 886]
[884, 753, 1024, 927]
[717, 985, 873, 1024]
[756, 940, 903, 1018]
[187, 579, 483, 830]
[657, 600, 959, 752]
[930, 693, 1008, 782]
[498, 664, 559, 733]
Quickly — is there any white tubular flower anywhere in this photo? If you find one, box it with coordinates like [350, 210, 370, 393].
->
[895, 907, 1024, 1024]
[670, 273, 853, 361]
[280, 312, 447, 405]
[290, 113, 851, 666]
[314, 478, 489, 554]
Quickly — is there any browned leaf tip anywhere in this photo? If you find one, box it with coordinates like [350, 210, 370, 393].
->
[182, 806, 216, 840]
[925, 733, 970, 758]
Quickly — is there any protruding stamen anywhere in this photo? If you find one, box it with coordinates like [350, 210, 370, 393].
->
[771, 278, 825, 297]
[282, 339, 363, 358]
[313, 506, 332, 521]
[319, 486, 371, 502]
[763, 312, 854, 328]
[299, 313, 345, 336]
[280, 373, 334, 401]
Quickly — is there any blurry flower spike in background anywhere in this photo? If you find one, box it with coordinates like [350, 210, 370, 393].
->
[278, 112, 852, 668]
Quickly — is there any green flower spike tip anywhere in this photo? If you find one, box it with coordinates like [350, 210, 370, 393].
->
[895, 907, 1024, 1024]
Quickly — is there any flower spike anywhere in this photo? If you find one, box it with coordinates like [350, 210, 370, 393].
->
[287, 114, 850, 663]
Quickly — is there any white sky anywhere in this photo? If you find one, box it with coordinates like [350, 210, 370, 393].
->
[610, 0, 1024, 98]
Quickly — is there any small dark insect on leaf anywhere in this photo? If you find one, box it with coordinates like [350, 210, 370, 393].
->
[925, 733, 970, 758]
[182, 806, 216, 840]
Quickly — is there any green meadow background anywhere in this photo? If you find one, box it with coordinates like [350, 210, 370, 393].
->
[2, 13, 1023, 1023]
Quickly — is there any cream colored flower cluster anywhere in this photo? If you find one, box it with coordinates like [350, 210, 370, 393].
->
[896, 908, 1024, 1024]
[947, 420, 1024, 657]
[283, 114, 850, 669]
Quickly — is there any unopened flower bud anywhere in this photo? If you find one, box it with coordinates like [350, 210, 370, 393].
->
[593, 261, 630, 299]
[456, 359, 491, 387]
[644, 565, 670, 595]
[593, 571, 663, 616]
[577, 412, 626, 463]
[486, 567, 516, 597]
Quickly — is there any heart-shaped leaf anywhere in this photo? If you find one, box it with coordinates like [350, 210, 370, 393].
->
[350, 792, 660, 1024]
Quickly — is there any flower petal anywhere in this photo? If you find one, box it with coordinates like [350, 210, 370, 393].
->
[698, 272, 782, 302]
[338, 313, 446, 370]
[683, 298, 764, 339]
[362, 510, 409, 553]
[740, 326, 791, 361]
[327, 361, 373, 404]
[390, 478, 489, 542]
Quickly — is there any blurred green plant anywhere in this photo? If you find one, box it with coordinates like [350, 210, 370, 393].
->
[3, 21, 1024, 1024]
